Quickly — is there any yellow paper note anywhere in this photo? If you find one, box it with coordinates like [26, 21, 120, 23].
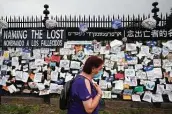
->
[123, 95, 131, 100]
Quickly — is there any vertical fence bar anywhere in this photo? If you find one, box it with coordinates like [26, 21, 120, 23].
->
[9, 16, 12, 28]
[107, 15, 110, 28]
[83, 16, 85, 25]
[127, 15, 130, 28]
[73, 15, 75, 27]
[60, 15, 62, 27]
[23, 16, 25, 28]
[165, 13, 168, 26]
[122, 15, 125, 28]
[105, 15, 107, 28]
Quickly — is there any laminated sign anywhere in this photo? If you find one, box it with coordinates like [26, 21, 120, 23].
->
[2, 28, 66, 47]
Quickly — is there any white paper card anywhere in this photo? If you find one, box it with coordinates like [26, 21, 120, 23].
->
[1, 65, 7, 71]
[64, 42, 72, 48]
[153, 68, 162, 79]
[50, 83, 63, 94]
[125, 69, 135, 77]
[125, 76, 137, 86]
[70, 61, 81, 69]
[159, 78, 166, 84]
[0, 76, 7, 86]
[0, 56, 4, 65]
[34, 73, 43, 82]
[153, 59, 161, 67]
[102, 91, 111, 99]
[135, 64, 143, 71]
[37, 83, 45, 91]
[111, 46, 121, 54]
[15, 71, 23, 81]
[22, 52, 31, 60]
[8, 84, 17, 93]
[40, 48, 49, 54]
[28, 82, 38, 89]
[132, 94, 141, 102]
[99, 80, 108, 90]
[114, 80, 124, 90]
[141, 46, 149, 55]
[51, 71, 58, 81]
[65, 73, 73, 82]
[156, 84, 165, 94]
[94, 42, 101, 52]
[152, 47, 161, 55]
[60, 60, 70, 68]
[60, 48, 74, 55]
[29, 62, 36, 69]
[100, 46, 110, 54]
[12, 57, 19, 66]
[44, 80, 50, 86]
[35, 59, 44, 66]
[126, 43, 137, 51]
[111, 94, 118, 98]
[165, 67, 171, 72]
[22, 72, 29, 83]
[142, 91, 152, 103]
[152, 94, 163, 102]
[60, 73, 66, 78]
[33, 49, 41, 59]
[104, 59, 115, 69]
[146, 71, 155, 80]
[166, 84, 172, 91]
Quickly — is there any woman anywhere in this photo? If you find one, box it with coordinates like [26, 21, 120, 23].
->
[67, 56, 104, 114]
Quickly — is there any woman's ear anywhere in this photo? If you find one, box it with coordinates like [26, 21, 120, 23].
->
[92, 67, 99, 74]
[91, 67, 96, 74]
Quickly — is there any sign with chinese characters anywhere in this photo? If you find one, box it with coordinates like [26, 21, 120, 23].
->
[2, 28, 66, 47]
[124, 29, 172, 38]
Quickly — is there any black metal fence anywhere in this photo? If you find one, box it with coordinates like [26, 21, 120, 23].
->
[0, 14, 168, 28]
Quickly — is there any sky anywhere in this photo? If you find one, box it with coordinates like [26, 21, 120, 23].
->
[0, 0, 171, 17]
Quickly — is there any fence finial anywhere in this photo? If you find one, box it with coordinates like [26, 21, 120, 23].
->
[43, 4, 50, 27]
[151, 2, 160, 26]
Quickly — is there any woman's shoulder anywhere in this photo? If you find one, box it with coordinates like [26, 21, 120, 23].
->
[74, 75, 86, 85]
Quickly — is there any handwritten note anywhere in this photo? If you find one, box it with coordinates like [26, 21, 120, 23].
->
[102, 91, 111, 99]
[34, 73, 43, 82]
[125, 69, 135, 77]
[51, 71, 58, 81]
